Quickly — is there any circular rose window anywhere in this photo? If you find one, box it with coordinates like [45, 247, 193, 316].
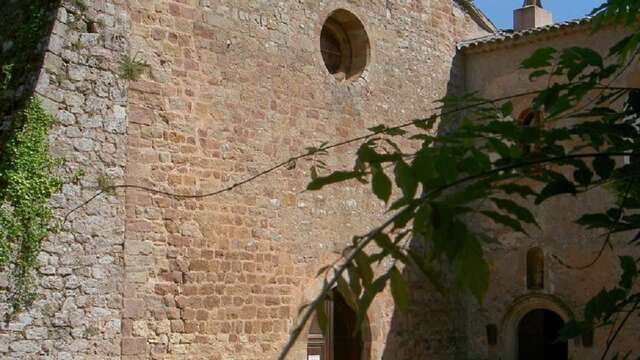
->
[320, 10, 370, 81]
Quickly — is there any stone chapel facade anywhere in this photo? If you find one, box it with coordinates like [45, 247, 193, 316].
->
[1, 0, 639, 359]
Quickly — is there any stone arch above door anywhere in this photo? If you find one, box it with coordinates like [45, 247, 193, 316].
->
[499, 294, 574, 360]
[299, 274, 377, 360]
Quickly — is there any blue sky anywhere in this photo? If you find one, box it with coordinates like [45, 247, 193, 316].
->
[475, 0, 604, 29]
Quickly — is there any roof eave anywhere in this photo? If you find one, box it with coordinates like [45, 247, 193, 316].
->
[455, 0, 499, 34]
[458, 17, 594, 53]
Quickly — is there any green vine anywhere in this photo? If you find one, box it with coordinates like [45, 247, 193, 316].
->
[0, 0, 62, 315]
[0, 98, 61, 313]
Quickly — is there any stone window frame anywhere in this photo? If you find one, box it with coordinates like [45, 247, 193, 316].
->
[526, 247, 545, 290]
[517, 108, 542, 127]
[317, 6, 372, 84]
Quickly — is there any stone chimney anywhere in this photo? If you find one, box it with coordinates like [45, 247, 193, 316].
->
[514, 0, 553, 31]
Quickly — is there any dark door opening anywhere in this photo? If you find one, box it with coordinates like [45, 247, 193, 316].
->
[307, 290, 365, 360]
[333, 292, 362, 360]
[518, 309, 568, 360]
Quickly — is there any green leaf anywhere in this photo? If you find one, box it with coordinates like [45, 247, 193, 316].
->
[481, 211, 526, 234]
[388, 197, 411, 211]
[430, 210, 458, 258]
[389, 267, 410, 312]
[535, 179, 577, 205]
[593, 155, 616, 179]
[453, 236, 489, 302]
[521, 47, 557, 69]
[491, 198, 539, 227]
[392, 207, 415, 230]
[412, 152, 439, 189]
[408, 250, 444, 291]
[372, 165, 392, 203]
[559, 320, 586, 341]
[529, 69, 548, 81]
[501, 101, 514, 117]
[412, 204, 433, 234]
[573, 168, 593, 187]
[558, 47, 603, 81]
[435, 153, 458, 182]
[584, 288, 627, 322]
[315, 297, 329, 336]
[489, 138, 513, 159]
[307, 171, 361, 190]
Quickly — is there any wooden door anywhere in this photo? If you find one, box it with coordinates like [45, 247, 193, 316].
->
[306, 291, 363, 360]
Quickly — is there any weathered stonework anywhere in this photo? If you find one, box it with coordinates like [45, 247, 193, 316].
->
[121, 1, 487, 359]
[1, 1, 490, 359]
[2, 1, 638, 359]
[461, 25, 640, 360]
[1, 1, 130, 359]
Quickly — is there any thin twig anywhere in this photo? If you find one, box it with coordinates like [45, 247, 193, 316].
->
[601, 299, 639, 360]
[553, 179, 635, 270]
[276, 150, 638, 359]
[62, 89, 551, 223]
[62, 83, 638, 224]
[276, 201, 419, 360]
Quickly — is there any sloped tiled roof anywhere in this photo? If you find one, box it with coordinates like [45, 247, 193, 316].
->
[458, 17, 593, 51]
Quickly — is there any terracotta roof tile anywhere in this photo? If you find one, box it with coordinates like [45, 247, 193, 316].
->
[458, 17, 592, 51]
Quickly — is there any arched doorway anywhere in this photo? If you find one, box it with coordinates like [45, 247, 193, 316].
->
[518, 309, 568, 360]
[307, 290, 367, 360]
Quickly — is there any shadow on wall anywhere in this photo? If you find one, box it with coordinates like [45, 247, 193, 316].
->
[380, 52, 471, 360]
[380, 262, 469, 360]
[0, 0, 60, 145]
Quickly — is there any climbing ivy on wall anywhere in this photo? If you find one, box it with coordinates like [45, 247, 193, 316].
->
[0, 0, 62, 313]
[0, 99, 61, 313]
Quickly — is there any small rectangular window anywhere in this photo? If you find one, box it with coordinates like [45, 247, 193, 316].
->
[486, 324, 498, 346]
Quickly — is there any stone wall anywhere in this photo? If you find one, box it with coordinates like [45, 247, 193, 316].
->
[121, 1, 488, 359]
[0, 0, 59, 140]
[1, 0, 130, 359]
[462, 25, 640, 360]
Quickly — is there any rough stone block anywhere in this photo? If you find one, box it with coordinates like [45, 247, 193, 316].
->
[123, 298, 146, 319]
[25, 327, 48, 340]
[121, 337, 147, 355]
[9, 340, 40, 353]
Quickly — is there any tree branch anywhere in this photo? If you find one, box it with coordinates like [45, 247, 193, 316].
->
[276, 150, 638, 359]
[553, 179, 636, 270]
[601, 299, 639, 360]
[276, 201, 420, 360]
[62, 89, 552, 223]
